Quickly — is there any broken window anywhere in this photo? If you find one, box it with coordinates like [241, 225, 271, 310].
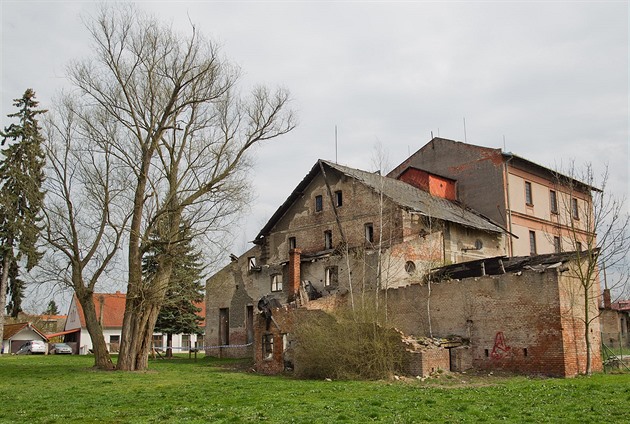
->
[288, 237, 296, 251]
[572, 198, 579, 220]
[325, 266, 338, 287]
[529, 231, 537, 255]
[248, 256, 257, 271]
[271, 274, 283, 292]
[554, 236, 561, 253]
[324, 230, 333, 250]
[335, 190, 343, 207]
[525, 181, 533, 206]
[315, 195, 323, 212]
[263, 334, 274, 360]
[364, 223, 374, 243]
[550, 190, 558, 214]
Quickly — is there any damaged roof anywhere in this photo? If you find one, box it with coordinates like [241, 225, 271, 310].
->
[429, 251, 583, 281]
[255, 159, 506, 242]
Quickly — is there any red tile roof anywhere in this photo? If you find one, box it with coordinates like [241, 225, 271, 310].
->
[74, 292, 206, 328]
[2, 322, 49, 341]
[75, 292, 127, 328]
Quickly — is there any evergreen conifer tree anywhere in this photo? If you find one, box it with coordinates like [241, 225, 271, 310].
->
[143, 224, 205, 357]
[0, 89, 46, 346]
[44, 299, 60, 315]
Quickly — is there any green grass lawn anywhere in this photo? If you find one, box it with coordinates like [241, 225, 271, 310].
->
[1, 354, 628, 423]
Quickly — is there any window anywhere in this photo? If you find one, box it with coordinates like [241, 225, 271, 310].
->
[553, 236, 561, 253]
[288, 237, 296, 251]
[109, 335, 120, 353]
[195, 335, 204, 349]
[364, 223, 374, 243]
[248, 256, 257, 271]
[263, 334, 274, 360]
[325, 266, 338, 287]
[572, 198, 579, 220]
[525, 181, 533, 205]
[271, 274, 283, 292]
[405, 261, 416, 275]
[335, 190, 343, 207]
[152, 334, 164, 350]
[315, 195, 323, 212]
[576, 241, 582, 251]
[182, 334, 190, 351]
[324, 230, 333, 250]
[550, 190, 558, 214]
[529, 231, 537, 255]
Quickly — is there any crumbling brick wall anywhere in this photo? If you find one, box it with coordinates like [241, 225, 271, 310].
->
[404, 347, 451, 377]
[385, 268, 602, 377]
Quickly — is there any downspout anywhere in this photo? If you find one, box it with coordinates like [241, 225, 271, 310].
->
[503, 154, 514, 256]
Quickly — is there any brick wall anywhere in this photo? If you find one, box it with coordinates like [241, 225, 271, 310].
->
[385, 267, 601, 377]
[404, 347, 451, 377]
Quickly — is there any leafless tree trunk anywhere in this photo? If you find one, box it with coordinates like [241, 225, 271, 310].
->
[68, 5, 294, 370]
[41, 98, 130, 369]
[554, 163, 629, 375]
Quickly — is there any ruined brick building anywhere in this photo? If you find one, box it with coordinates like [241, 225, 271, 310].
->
[205, 138, 602, 377]
[388, 138, 594, 257]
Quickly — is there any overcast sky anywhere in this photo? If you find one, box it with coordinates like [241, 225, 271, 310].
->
[2, 1, 628, 311]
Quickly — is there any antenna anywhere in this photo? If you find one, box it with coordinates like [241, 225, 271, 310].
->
[431, 131, 434, 139]
[503, 135, 506, 152]
[463, 117, 467, 142]
[335, 125, 338, 164]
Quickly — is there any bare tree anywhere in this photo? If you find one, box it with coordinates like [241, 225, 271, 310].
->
[68, 5, 295, 370]
[41, 98, 131, 369]
[554, 163, 629, 375]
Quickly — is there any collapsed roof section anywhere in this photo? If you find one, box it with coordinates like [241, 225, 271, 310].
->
[428, 251, 584, 281]
[254, 159, 507, 244]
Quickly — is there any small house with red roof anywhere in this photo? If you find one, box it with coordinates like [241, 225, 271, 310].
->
[63, 291, 206, 355]
[2, 322, 49, 354]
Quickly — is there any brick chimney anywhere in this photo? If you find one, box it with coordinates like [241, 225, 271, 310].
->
[603, 288, 611, 309]
[288, 248, 302, 302]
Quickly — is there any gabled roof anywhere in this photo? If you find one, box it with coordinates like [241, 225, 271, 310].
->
[74, 292, 127, 328]
[3, 322, 49, 341]
[255, 159, 506, 242]
[73, 292, 206, 329]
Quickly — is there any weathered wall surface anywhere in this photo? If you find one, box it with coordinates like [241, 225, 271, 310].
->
[385, 268, 601, 377]
[388, 138, 507, 227]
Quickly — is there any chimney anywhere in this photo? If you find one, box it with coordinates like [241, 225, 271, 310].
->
[603, 289, 611, 309]
[288, 248, 302, 302]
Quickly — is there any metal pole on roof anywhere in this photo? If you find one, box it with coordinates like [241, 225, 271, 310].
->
[335, 125, 338, 164]
[463, 117, 467, 142]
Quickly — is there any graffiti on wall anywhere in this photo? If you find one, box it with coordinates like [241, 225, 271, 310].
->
[491, 332, 511, 359]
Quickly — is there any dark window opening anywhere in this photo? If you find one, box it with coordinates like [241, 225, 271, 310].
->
[550, 190, 558, 214]
[365, 223, 374, 243]
[324, 230, 333, 250]
[263, 334, 274, 360]
[315, 195, 323, 212]
[525, 181, 533, 206]
[529, 231, 537, 256]
[248, 257, 257, 271]
[405, 261, 416, 275]
[572, 198, 579, 220]
[288, 237, 296, 251]
[523, 348, 528, 357]
[484, 349, 489, 357]
[219, 308, 229, 346]
[576, 241, 582, 251]
[246, 305, 254, 344]
[325, 266, 338, 287]
[554, 236, 561, 253]
[335, 190, 343, 207]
